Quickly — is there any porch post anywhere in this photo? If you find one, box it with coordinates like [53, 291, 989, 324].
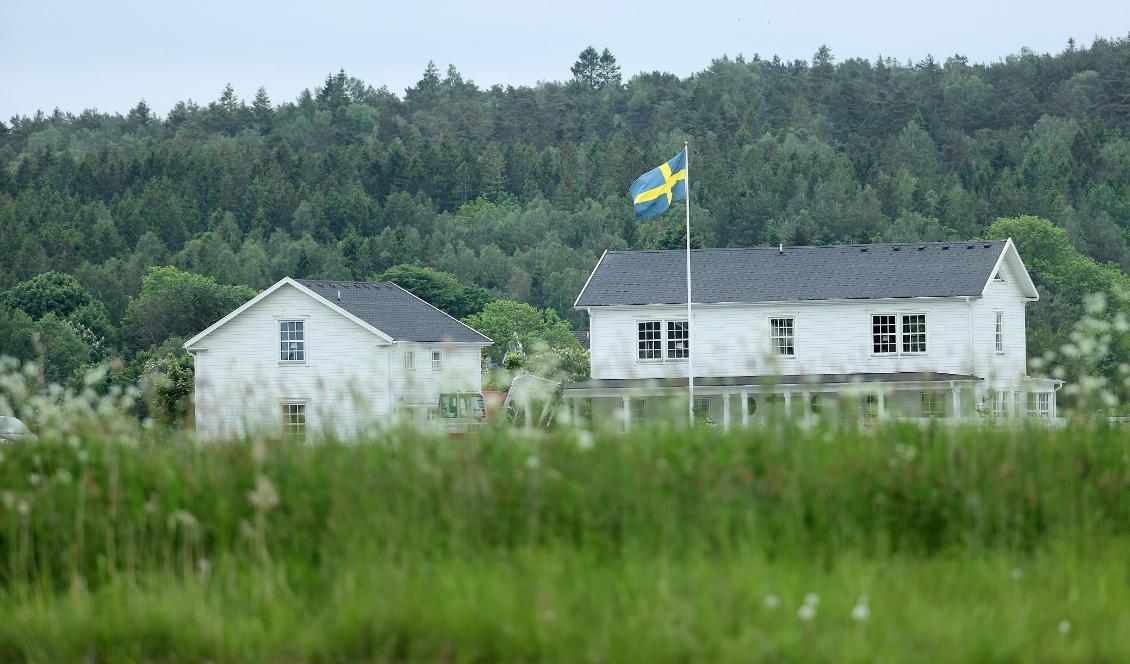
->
[876, 391, 886, 419]
[950, 383, 961, 419]
[741, 390, 750, 426]
[570, 397, 578, 423]
[1051, 391, 1057, 419]
[622, 395, 631, 432]
[783, 391, 792, 419]
[722, 392, 731, 431]
[801, 391, 811, 424]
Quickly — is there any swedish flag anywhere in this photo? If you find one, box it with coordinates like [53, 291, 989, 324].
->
[629, 150, 687, 219]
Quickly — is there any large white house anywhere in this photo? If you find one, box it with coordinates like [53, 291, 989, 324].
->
[184, 278, 491, 440]
[563, 239, 1061, 429]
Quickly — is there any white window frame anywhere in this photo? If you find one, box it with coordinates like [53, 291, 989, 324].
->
[666, 320, 689, 360]
[769, 316, 796, 357]
[636, 319, 688, 363]
[637, 320, 663, 361]
[920, 391, 946, 418]
[404, 350, 415, 370]
[631, 398, 647, 423]
[278, 319, 307, 364]
[1027, 392, 1051, 418]
[994, 311, 1005, 354]
[990, 390, 1007, 417]
[281, 402, 307, 441]
[431, 350, 443, 371]
[994, 271, 1006, 284]
[871, 312, 928, 356]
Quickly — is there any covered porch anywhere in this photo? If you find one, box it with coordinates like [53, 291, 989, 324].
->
[562, 372, 987, 431]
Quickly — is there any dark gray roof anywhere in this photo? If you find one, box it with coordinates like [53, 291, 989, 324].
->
[297, 279, 491, 344]
[575, 241, 1009, 306]
[565, 372, 982, 391]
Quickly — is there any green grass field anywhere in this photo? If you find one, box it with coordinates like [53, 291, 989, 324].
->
[2, 421, 1129, 662]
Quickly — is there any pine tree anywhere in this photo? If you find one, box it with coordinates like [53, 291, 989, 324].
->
[571, 46, 602, 88]
[251, 86, 273, 129]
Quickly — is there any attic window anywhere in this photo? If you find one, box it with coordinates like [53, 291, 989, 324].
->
[279, 320, 306, 363]
[994, 271, 1006, 283]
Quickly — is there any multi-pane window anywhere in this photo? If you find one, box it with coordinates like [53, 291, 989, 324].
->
[872, 314, 926, 355]
[902, 314, 927, 353]
[1027, 392, 1051, 417]
[667, 321, 689, 359]
[631, 398, 646, 423]
[872, 315, 898, 354]
[637, 320, 689, 361]
[693, 397, 711, 422]
[770, 317, 795, 356]
[920, 392, 945, 418]
[431, 351, 443, 371]
[404, 351, 415, 370]
[638, 321, 662, 360]
[279, 321, 305, 362]
[282, 403, 306, 441]
[990, 390, 1007, 417]
[995, 312, 1004, 353]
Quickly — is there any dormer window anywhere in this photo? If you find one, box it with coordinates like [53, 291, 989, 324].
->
[279, 321, 305, 362]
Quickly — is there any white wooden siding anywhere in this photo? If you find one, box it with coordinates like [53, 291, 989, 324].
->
[191, 283, 483, 440]
[588, 293, 1028, 384]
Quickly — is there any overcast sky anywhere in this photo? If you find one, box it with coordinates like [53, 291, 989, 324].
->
[2, 0, 1128, 120]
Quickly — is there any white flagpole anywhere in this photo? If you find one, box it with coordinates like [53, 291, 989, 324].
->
[684, 140, 694, 425]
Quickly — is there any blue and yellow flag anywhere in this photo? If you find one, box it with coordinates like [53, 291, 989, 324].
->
[629, 150, 687, 219]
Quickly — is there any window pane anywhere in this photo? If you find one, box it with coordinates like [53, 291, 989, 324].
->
[279, 320, 305, 361]
[667, 320, 689, 359]
[872, 315, 897, 354]
[902, 314, 926, 353]
[995, 312, 1004, 353]
[770, 317, 795, 356]
[282, 403, 307, 442]
[637, 321, 662, 360]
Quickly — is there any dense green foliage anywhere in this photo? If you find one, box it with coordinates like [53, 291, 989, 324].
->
[4, 39, 1130, 395]
[1, 421, 1129, 660]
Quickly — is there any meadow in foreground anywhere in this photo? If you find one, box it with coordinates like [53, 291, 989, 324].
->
[1, 419, 1129, 662]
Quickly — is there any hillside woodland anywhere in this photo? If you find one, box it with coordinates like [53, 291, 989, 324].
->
[2, 39, 1130, 412]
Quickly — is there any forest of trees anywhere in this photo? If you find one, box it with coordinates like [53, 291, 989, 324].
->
[3, 37, 1130, 408]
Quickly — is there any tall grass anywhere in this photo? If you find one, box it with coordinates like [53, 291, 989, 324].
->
[1, 420, 1129, 660]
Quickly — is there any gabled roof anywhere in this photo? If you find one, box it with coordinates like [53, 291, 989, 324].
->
[297, 279, 491, 344]
[184, 277, 490, 349]
[575, 239, 1037, 307]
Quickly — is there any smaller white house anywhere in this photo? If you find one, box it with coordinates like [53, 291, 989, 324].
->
[184, 277, 492, 440]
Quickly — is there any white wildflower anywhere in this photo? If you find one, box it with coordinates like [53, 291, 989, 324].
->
[851, 602, 870, 622]
[804, 593, 821, 606]
[167, 510, 198, 530]
[27, 473, 41, 486]
[576, 430, 595, 451]
[1058, 619, 1071, 635]
[17, 500, 30, 516]
[797, 603, 817, 621]
[763, 593, 780, 610]
[1011, 568, 1023, 581]
[248, 474, 280, 511]
[525, 455, 540, 470]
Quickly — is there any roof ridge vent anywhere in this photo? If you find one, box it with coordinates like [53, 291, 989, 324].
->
[893, 246, 900, 251]
[778, 243, 783, 255]
[942, 246, 950, 250]
[860, 247, 868, 252]
[917, 246, 925, 251]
